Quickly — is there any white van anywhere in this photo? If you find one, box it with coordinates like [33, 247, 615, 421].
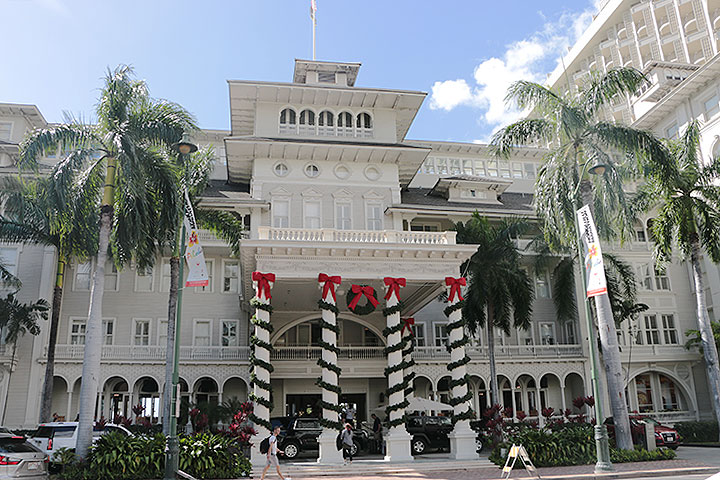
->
[29, 422, 132, 457]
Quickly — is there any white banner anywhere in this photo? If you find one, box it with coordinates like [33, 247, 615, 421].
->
[576, 205, 607, 298]
[183, 190, 209, 288]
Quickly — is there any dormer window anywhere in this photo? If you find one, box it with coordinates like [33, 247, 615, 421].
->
[318, 72, 336, 83]
[299, 109, 316, 135]
[338, 112, 353, 136]
[318, 111, 335, 136]
[356, 112, 373, 138]
[279, 108, 297, 134]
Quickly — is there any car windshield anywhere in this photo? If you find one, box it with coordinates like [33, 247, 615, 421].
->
[438, 417, 452, 427]
[0, 438, 41, 453]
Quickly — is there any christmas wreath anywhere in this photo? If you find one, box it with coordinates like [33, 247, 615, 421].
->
[346, 285, 379, 316]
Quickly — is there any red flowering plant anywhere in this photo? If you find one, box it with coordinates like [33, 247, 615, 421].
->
[227, 401, 257, 446]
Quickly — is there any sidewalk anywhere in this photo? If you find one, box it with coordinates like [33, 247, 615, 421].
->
[252, 456, 718, 480]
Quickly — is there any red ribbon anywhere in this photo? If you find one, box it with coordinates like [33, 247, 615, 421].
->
[445, 276, 466, 302]
[252, 271, 275, 300]
[348, 285, 379, 311]
[318, 273, 341, 302]
[383, 277, 406, 301]
[401, 317, 415, 335]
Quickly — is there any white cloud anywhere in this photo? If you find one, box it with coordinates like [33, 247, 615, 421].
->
[429, 2, 601, 132]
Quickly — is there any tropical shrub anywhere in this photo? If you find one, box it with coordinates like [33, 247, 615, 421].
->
[674, 420, 719, 443]
[57, 432, 251, 479]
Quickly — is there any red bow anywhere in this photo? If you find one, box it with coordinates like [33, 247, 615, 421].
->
[318, 273, 341, 302]
[401, 317, 415, 335]
[348, 285, 379, 311]
[252, 271, 275, 300]
[445, 276, 466, 302]
[383, 277, 406, 301]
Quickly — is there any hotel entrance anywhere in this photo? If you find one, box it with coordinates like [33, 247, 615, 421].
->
[284, 393, 367, 424]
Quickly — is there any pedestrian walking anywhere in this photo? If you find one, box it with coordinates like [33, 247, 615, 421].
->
[344, 404, 355, 428]
[341, 423, 354, 465]
[260, 425, 291, 480]
[371, 413, 382, 453]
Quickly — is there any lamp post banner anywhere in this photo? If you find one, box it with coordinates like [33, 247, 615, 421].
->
[182, 189, 209, 287]
[576, 205, 607, 298]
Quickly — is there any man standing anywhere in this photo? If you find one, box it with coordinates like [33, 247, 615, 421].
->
[341, 423, 355, 465]
[260, 425, 290, 480]
[344, 404, 355, 428]
[371, 413, 382, 453]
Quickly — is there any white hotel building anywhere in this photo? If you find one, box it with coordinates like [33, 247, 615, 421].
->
[1, 0, 720, 435]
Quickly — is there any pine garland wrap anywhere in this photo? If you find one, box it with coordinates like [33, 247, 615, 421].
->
[403, 370, 416, 385]
[345, 286, 378, 316]
[387, 381, 407, 396]
[383, 338, 407, 355]
[251, 298, 274, 313]
[249, 373, 272, 391]
[250, 315, 274, 333]
[446, 318, 466, 331]
[250, 335, 273, 352]
[318, 318, 340, 334]
[386, 415, 406, 428]
[446, 355, 471, 370]
[448, 390, 473, 406]
[443, 300, 464, 317]
[249, 413, 272, 431]
[316, 378, 342, 395]
[444, 295, 474, 424]
[381, 301, 404, 317]
[385, 399, 410, 414]
[445, 337, 470, 352]
[317, 357, 342, 375]
[316, 339, 341, 355]
[319, 399, 345, 414]
[452, 407, 475, 424]
[319, 417, 344, 430]
[382, 323, 404, 337]
[448, 374, 471, 390]
[384, 358, 414, 376]
[318, 299, 340, 315]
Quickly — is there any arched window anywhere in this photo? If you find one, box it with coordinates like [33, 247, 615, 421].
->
[318, 110, 335, 136]
[299, 109, 316, 135]
[356, 113, 373, 138]
[337, 112, 354, 136]
[279, 108, 297, 134]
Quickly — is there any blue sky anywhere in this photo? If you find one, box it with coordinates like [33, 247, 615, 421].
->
[0, 0, 600, 143]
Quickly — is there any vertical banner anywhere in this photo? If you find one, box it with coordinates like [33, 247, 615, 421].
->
[183, 190, 209, 287]
[576, 205, 607, 298]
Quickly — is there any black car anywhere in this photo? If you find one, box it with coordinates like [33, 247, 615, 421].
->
[276, 417, 368, 459]
[405, 415, 453, 455]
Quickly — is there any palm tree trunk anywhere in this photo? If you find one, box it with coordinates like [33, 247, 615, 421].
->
[580, 181, 633, 450]
[39, 258, 65, 423]
[486, 309, 499, 405]
[691, 240, 720, 440]
[76, 157, 116, 459]
[162, 256, 180, 435]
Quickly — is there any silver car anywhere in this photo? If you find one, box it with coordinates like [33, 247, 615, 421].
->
[0, 433, 47, 479]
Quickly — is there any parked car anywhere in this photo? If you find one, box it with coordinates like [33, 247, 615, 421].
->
[604, 416, 680, 449]
[275, 417, 368, 459]
[0, 432, 48, 480]
[405, 415, 453, 455]
[29, 422, 132, 457]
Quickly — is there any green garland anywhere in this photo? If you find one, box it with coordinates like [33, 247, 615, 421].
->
[250, 315, 274, 333]
[346, 286, 378, 316]
[381, 301, 405, 317]
[249, 300, 274, 430]
[444, 298, 474, 424]
[317, 297, 343, 430]
[386, 415, 407, 428]
[452, 407, 475, 425]
[443, 300, 465, 317]
[446, 355, 471, 370]
[384, 358, 414, 376]
[448, 391, 474, 406]
[249, 373, 272, 391]
[250, 335, 273, 352]
[385, 399, 409, 414]
[383, 338, 407, 355]
[448, 374, 470, 390]
[445, 337, 469, 353]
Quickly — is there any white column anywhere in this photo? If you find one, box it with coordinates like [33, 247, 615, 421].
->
[317, 274, 343, 464]
[249, 273, 274, 467]
[402, 319, 415, 410]
[384, 280, 413, 462]
[66, 390, 73, 420]
[445, 277, 478, 460]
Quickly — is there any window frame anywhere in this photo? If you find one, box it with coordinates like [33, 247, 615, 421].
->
[73, 259, 93, 292]
[221, 319, 240, 347]
[160, 257, 172, 293]
[195, 259, 214, 293]
[303, 197, 322, 229]
[365, 201, 383, 231]
[433, 322, 449, 347]
[272, 197, 291, 228]
[221, 259, 239, 294]
[68, 317, 87, 345]
[157, 318, 168, 346]
[0, 121, 13, 142]
[335, 199, 353, 231]
[538, 322, 556, 345]
[661, 314, 678, 345]
[193, 318, 213, 347]
[643, 314, 661, 345]
[104, 261, 120, 292]
[0, 247, 19, 278]
[132, 318, 152, 346]
[410, 323, 426, 347]
[134, 265, 154, 293]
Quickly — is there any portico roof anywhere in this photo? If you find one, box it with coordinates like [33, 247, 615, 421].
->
[224, 136, 431, 186]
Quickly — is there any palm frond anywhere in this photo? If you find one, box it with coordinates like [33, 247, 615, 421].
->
[584, 68, 647, 116]
[551, 257, 578, 324]
[490, 118, 555, 157]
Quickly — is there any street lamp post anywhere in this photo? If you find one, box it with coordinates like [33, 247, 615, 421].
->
[164, 135, 198, 480]
[571, 161, 613, 473]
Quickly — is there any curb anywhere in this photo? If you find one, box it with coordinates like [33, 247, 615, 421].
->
[509, 466, 718, 480]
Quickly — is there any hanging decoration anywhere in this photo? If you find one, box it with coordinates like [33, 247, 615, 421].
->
[444, 277, 474, 424]
[316, 273, 344, 430]
[248, 271, 275, 431]
[346, 284, 379, 316]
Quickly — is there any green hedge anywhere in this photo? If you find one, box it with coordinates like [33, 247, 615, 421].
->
[674, 421, 719, 443]
[489, 424, 676, 468]
[57, 432, 251, 480]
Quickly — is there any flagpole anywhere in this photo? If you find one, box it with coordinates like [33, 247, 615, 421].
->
[312, 11, 316, 60]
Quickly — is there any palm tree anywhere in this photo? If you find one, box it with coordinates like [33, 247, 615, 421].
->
[0, 159, 100, 423]
[490, 68, 666, 450]
[0, 293, 49, 424]
[454, 215, 534, 408]
[160, 145, 244, 435]
[639, 120, 720, 439]
[18, 65, 195, 458]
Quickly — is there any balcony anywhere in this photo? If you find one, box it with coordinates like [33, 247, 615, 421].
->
[50, 345, 252, 362]
[414, 344, 583, 360]
[271, 346, 385, 360]
[257, 227, 457, 245]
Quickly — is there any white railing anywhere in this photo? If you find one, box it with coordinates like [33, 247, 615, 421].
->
[413, 344, 583, 360]
[271, 346, 385, 361]
[257, 227, 456, 245]
[51, 345, 251, 362]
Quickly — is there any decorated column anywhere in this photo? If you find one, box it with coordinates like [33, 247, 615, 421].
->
[401, 318, 416, 407]
[249, 271, 275, 466]
[382, 277, 413, 462]
[444, 276, 477, 460]
[316, 273, 344, 464]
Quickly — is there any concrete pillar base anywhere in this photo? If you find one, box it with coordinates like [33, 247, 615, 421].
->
[448, 424, 478, 460]
[317, 429, 344, 464]
[384, 427, 413, 462]
[250, 427, 270, 467]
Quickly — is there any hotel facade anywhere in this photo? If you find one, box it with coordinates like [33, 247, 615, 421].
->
[1, 0, 719, 452]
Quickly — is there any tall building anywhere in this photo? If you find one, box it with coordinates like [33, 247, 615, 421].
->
[0, 26, 716, 448]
